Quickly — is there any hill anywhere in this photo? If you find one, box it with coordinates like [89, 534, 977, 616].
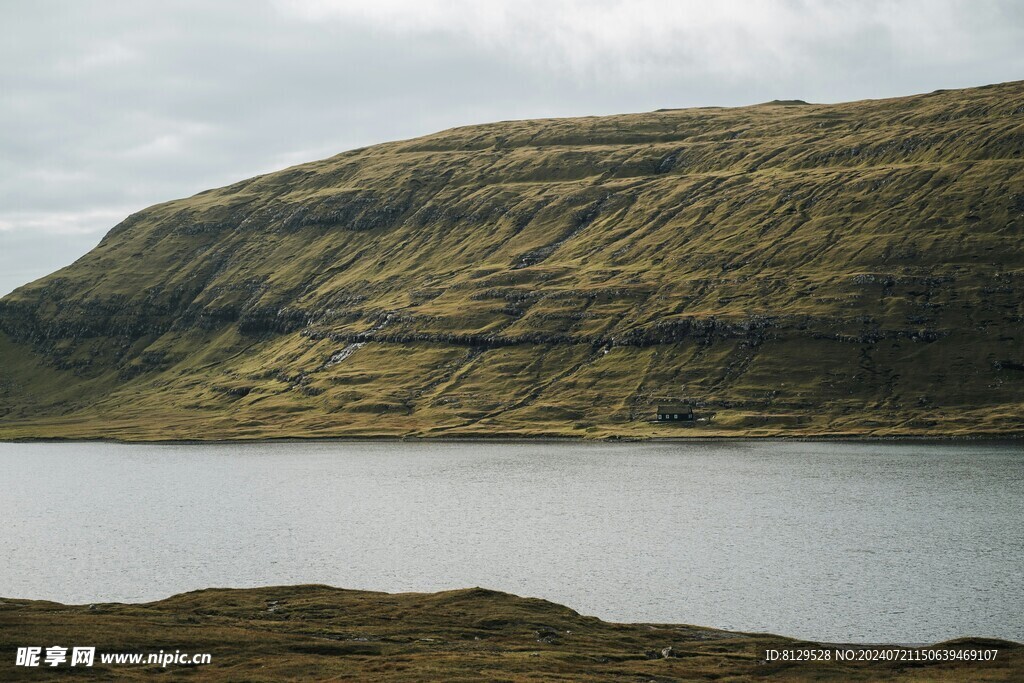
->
[0, 585, 1019, 681]
[2, 81, 1023, 440]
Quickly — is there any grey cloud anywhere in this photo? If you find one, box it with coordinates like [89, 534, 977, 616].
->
[2, 0, 1023, 295]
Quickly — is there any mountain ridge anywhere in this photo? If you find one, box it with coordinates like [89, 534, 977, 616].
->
[1, 80, 1022, 440]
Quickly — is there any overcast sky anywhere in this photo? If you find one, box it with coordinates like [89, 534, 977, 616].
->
[1, 0, 1022, 295]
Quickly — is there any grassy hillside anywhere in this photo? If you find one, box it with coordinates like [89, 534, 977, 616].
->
[2, 81, 1023, 440]
[0, 585, 1019, 681]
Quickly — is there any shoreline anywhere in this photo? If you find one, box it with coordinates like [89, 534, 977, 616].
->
[4, 432, 1023, 446]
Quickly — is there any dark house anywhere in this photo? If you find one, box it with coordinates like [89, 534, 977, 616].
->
[656, 403, 694, 421]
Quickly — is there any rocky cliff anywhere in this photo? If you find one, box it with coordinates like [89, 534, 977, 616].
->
[2, 81, 1023, 439]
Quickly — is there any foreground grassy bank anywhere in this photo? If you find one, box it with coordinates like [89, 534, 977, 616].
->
[0, 586, 1019, 681]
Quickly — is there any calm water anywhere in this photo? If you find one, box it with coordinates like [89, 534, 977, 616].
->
[0, 440, 1021, 643]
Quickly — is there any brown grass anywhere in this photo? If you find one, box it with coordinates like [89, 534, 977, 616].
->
[1, 585, 1020, 681]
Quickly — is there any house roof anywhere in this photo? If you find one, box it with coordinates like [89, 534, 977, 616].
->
[657, 403, 693, 413]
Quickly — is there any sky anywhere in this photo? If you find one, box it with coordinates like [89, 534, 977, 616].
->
[1, 0, 1023, 296]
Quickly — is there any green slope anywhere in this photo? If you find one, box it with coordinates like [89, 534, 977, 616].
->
[2, 81, 1023, 440]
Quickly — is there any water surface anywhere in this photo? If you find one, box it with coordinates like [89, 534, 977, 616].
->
[1, 440, 1021, 643]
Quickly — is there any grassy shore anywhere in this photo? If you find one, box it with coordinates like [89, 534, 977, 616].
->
[3, 433, 1023, 445]
[0, 585, 1019, 681]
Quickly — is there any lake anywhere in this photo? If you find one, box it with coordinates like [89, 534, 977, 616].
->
[0, 439, 1021, 643]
